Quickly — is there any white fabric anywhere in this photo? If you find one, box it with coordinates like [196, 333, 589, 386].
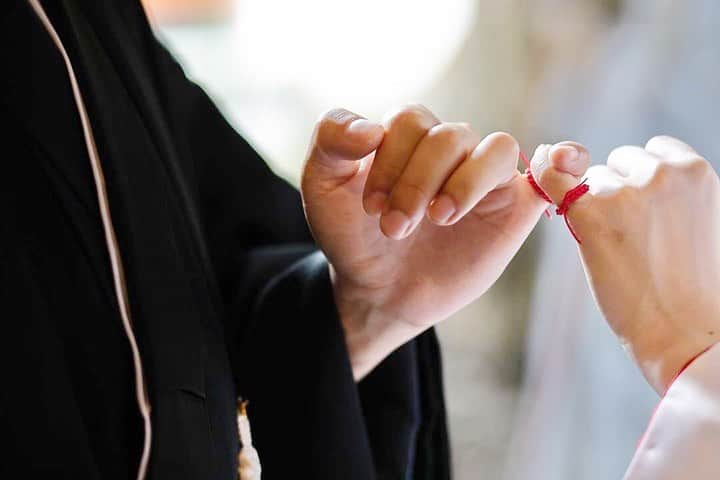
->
[625, 343, 720, 479]
[237, 403, 262, 480]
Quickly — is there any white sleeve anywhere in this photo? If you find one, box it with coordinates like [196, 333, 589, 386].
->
[624, 343, 720, 480]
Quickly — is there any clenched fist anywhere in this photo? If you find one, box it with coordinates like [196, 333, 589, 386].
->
[533, 136, 720, 394]
[301, 105, 578, 378]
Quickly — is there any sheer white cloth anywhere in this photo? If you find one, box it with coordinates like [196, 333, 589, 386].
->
[624, 343, 720, 480]
[505, 1, 720, 479]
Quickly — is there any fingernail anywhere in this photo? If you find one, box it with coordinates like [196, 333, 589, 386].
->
[364, 191, 387, 216]
[428, 195, 456, 225]
[549, 145, 580, 173]
[381, 210, 412, 239]
[347, 118, 380, 136]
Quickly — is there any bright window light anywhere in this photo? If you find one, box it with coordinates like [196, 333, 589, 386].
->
[231, 0, 477, 108]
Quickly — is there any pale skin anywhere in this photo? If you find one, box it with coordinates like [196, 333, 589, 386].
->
[301, 105, 579, 379]
[301, 106, 718, 388]
[532, 135, 720, 394]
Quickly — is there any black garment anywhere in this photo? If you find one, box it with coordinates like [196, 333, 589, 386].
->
[0, 1, 450, 479]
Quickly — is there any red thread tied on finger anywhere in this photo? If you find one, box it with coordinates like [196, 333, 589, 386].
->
[519, 150, 590, 244]
[520, 151, 552, 217]
[555, 179, 589, 244]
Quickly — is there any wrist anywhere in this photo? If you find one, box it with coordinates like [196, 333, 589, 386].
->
[629, 334, 718, 394]
[329, 265, 420, 380]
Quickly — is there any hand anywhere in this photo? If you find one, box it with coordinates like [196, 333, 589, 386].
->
[533, 136, 720, 394]
[301, 106, 578, 379]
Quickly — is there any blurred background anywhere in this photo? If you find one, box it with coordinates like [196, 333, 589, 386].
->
[142, 0, 720, 478]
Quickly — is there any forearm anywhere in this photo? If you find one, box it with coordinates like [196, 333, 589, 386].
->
[628, 329, 719, 395]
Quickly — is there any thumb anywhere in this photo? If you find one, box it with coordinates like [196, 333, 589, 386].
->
[531, 141, 591, 206]
[304, 108, 384, 187]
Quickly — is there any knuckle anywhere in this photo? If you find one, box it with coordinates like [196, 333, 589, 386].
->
[384, 104, 433, 129]
[607, 145, 632, 161]
[645, 135, 674, 150]
[607, 145, 643, 166]
[427, 122, 469, 144]
[484, 131, 519, 156]
[585, 164, 608, 177]
[606, 146, 622, 163]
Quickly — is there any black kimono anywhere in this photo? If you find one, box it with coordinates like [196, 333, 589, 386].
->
[0, 1, 449, 479]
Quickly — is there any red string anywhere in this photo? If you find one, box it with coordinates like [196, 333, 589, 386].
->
[519, 151, 590, 244]
[519, 151, 552, 218]
[555, 180, 589, 244]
